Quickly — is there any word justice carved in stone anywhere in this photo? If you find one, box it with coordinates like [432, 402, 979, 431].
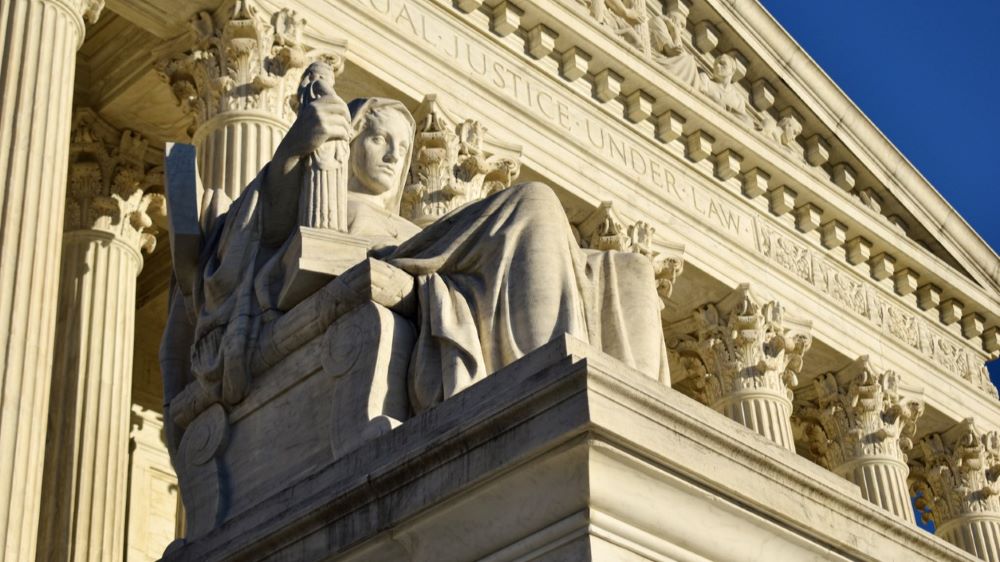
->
[352, 0, 992, 394]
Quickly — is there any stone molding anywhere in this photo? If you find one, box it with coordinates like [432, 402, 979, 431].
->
[66, 109, 165, 255]
[435, 0, 999, 354]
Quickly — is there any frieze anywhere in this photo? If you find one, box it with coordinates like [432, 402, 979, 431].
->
[347, 0, 994, 396]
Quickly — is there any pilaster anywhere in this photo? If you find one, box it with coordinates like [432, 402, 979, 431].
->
[668, 284, 812, 450]
[794, 356, 924, 522]
[911, 419, 1000, 561]
[0, 1, 101, 560]
[37, 110, 163, 562]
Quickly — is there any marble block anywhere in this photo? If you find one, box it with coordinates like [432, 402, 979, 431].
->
[162, 337, 969, 562]
[276, 226, 370, 310]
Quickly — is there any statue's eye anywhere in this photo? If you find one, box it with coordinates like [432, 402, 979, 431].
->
[370, 135, 386, 145]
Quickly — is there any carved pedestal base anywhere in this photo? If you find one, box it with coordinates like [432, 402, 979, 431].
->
[835, 458, 915, 524]
[163, 337, 967, 562]
[715, 391, 795, 451]
[276, 226, 369, 310]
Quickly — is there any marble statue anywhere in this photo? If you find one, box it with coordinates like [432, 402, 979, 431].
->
[165, 63, 668, 422]
[584, 0, 647, 50]
[649, 10, 699, 87]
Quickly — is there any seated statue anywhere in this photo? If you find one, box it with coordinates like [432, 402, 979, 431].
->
[649, 10, 699, 88]
[178, 66, 668, 417]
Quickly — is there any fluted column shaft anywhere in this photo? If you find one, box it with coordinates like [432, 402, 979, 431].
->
[715, 391, 795, 450]
[938, 517, 1000, 562]
[836, 458, 915, 523]
[193, 111, 287, 203]
[37, 233, 142, 562]
[0, 1, 96, 560]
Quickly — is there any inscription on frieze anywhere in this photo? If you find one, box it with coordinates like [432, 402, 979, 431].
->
[351, 0, 994, 396]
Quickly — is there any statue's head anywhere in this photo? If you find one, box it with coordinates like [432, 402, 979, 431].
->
[347, 98, 415, 214]
[712, 54, 736, 83]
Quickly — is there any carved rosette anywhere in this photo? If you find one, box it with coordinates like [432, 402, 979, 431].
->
[156, 1, 309, 133]
[401, 96, 521, 227]
[911, 420, 1000, 531]
[794, 357, 923, 521]
[575, 201, 685, 303]
[65, 110, 165, 256]
[670, 285, 811, 449]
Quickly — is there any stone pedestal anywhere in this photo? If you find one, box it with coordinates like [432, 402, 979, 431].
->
[0, 1, 100, 559]
[667, 284, 812, 451]
[795, 356, 924, 523]
[911, 419, 1000, 561]
[36, 112, 163, 561]
[161, 336, 967, 561]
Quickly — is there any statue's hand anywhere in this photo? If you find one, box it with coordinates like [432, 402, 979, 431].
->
[275, 96, 352, 169]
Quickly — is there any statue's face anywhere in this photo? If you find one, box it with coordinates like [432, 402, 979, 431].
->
[350, 109, 412, 196]
[713, 55, 735, 81]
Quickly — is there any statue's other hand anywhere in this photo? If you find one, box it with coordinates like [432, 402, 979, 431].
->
[277, 96, 352, 164]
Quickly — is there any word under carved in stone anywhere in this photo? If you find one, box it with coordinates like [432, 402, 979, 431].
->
[160, 65, 673, 543]
[575, 200, 685, 305]
[667, 285, 812, 450]
[401, 95, 522, 227]
[794, 356, 924, 521]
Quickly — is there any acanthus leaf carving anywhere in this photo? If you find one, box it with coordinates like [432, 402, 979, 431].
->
[66, 110, 165, 254]
[155, 1, 311, 134]
[401, 95, 522, 227]
[670, 285, 812, 407]
[910, 419, 1000, 528]
[794, 356, 924, 472]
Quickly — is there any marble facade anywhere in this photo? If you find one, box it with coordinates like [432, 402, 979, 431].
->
[0, 0, 997, 561]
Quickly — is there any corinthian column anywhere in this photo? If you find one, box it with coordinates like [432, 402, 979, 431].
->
[911, 419, 1000, 561]
[36, 110, 164, 562]
[156, 1, 320, 221]
[0, 1, 102, 560]
[669, 284, 812, 450]
[795, 357, 924, 522]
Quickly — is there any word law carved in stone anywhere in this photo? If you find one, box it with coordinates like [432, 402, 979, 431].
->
[160, 61, 672, 541]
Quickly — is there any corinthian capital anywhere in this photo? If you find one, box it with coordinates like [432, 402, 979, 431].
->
[401, 95, 522, 227]
[65, 110, 165, 253]
[795, 356, 924, 471]
[155, 1, 313, 134]
[669, 284, 812, 406]
[910, 419, 1000, 527]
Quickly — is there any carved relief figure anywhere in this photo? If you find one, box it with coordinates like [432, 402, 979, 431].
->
[649, 10, 699, 87]
[585, 0, 648, 50]
[698, 54, 751, 123]
[759, 114, 802, 151]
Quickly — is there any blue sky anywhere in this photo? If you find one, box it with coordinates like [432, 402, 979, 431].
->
[758, 0, 999, 383]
